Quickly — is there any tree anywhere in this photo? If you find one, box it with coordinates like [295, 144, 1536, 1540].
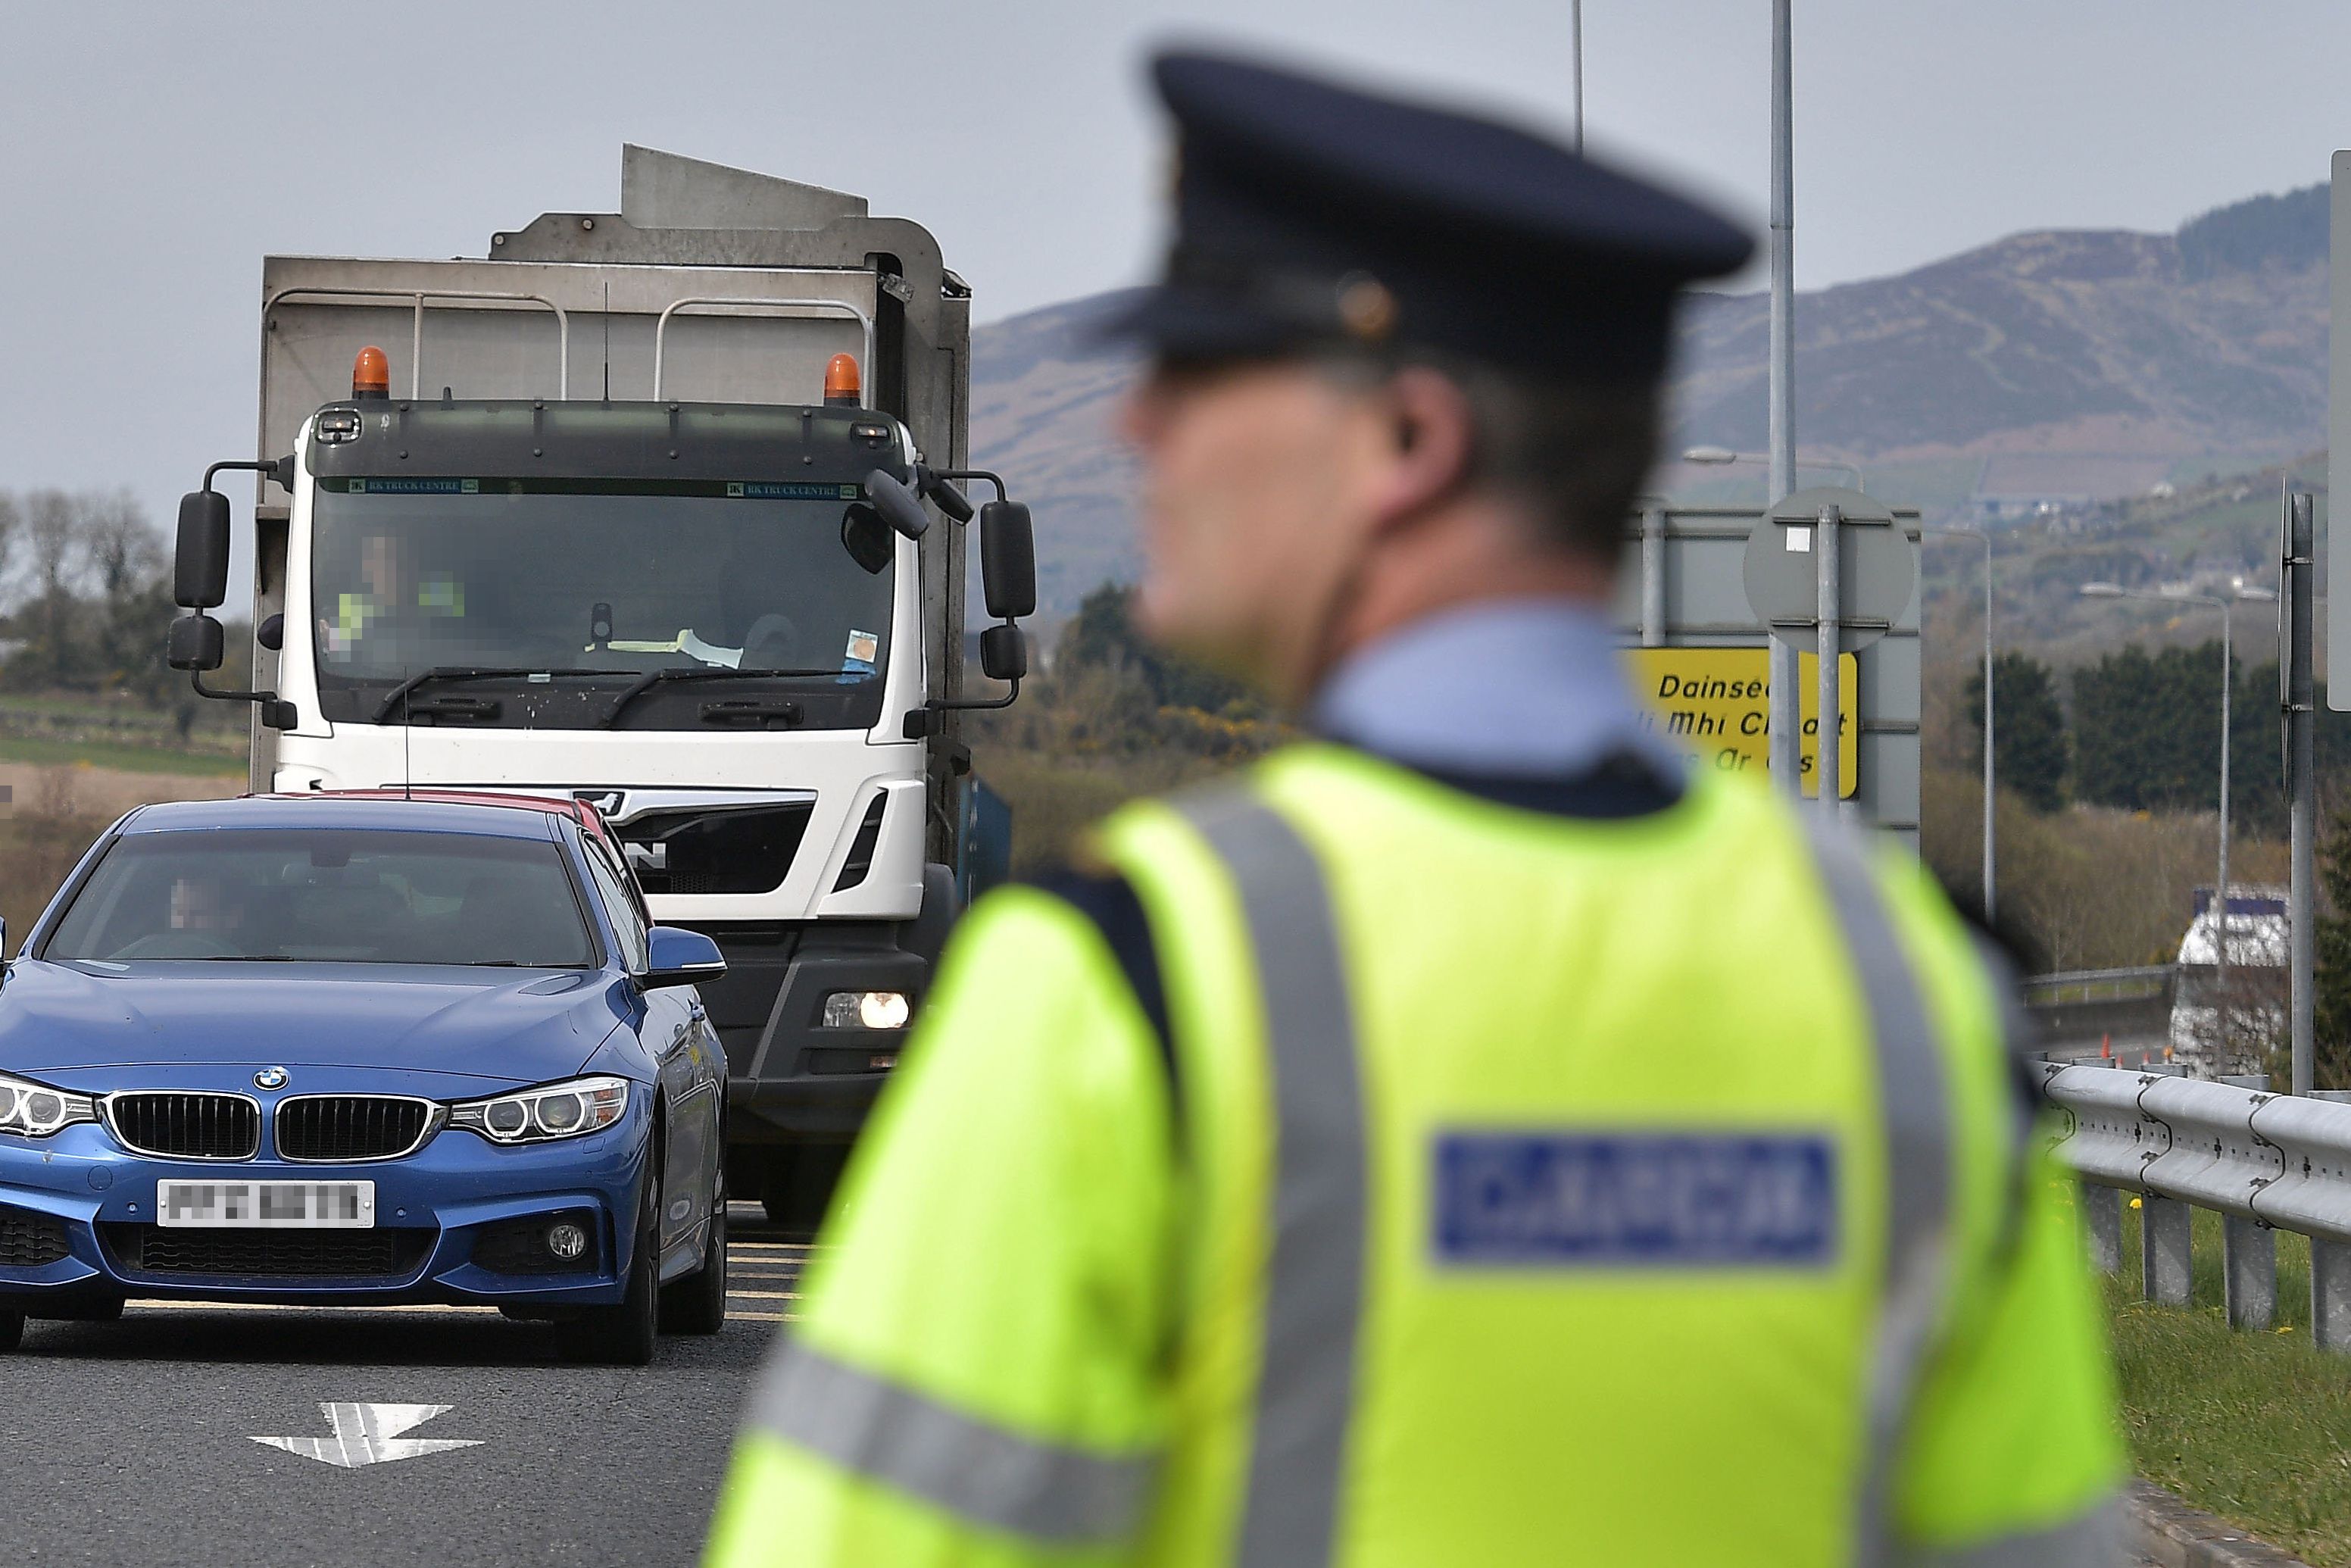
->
[1054, 582, 1261, 715]
[1963, 651, 2066, 811]
[2072, 641, 2231, 814]
[2312, 807, 2351, 1088]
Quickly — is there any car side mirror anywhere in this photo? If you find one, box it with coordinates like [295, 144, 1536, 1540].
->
[979, 623, 1027, 683]
[642, 925, 726, 989]
[167, 614, 226, 673]
[979, 501, 1036, 621]
[175, 490, 231, 609]
[863, 470, 930, 542]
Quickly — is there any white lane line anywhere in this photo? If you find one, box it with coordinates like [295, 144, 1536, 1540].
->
[251, 1402, 482, 1469]
[726, 1289, 799, 1301]
[732, 1310, 791, 1323]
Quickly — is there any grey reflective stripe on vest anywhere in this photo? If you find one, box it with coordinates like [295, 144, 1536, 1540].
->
[747, 1335, 1158, 1544]
[1176, 791, 1367, 1568]
[1802, 819, 1956, 1568]
[1894, 1495, 2123, 1567]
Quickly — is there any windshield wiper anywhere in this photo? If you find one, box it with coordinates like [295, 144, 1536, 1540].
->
[597, 666, 837, 729]
[204, 954, 295, 961]
[370, 667, 633, 723]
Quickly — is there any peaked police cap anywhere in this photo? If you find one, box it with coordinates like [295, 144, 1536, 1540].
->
[1108, 50, 1755, 379]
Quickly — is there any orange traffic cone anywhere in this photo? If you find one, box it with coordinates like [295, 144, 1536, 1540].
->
[2101, 1035, 2113, 1060]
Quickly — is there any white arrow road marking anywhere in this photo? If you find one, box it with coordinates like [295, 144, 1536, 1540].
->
[251, 1402, 482, 1469]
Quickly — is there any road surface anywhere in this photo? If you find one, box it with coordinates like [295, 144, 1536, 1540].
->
[1, 1203, 797, 1567]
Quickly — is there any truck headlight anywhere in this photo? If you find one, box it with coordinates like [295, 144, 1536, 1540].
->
[823, 990, 910, 1030]
[448, 1076, 629, 1145]
[0, 1071, 97, 1139]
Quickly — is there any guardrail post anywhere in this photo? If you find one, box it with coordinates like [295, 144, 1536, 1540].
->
[2313, 1241, 2351, 1351]
[2082, 1183, 2121, 1273]
[2142, 1196, 2193, 1306]
[2222, 1216, 2276, 1329]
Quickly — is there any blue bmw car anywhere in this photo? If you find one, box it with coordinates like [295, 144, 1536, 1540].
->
[0, 793, 730, 1364]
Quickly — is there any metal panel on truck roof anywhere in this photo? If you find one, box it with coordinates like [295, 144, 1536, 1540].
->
[258, 256, 877, 464]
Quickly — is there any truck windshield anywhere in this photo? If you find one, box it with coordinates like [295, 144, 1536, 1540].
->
[309, 477, 895, 729]
[42, 829, 595, 968]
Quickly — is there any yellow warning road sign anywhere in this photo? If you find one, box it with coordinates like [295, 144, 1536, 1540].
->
[1622, 648, 1858, 798]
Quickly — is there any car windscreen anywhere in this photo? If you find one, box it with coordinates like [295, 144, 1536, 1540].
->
[42, 829, 596, 969]
[308, 477, 895, 729]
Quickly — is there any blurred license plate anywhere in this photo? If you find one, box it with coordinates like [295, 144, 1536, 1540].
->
[157, 1180, 374, 1229]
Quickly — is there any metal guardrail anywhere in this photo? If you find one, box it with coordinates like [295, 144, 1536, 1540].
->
[2021, 965, 2175, 1005]
[2039, 1062, 2351, 1345]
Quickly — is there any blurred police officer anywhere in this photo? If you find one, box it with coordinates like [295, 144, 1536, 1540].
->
[706, 49, 2122, 1567]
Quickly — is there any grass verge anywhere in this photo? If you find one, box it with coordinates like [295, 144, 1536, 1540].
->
[0, 736, 244, 777]
[2105, 1196, 2351, 1563]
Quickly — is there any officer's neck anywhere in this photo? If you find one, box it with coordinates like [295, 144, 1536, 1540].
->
[1300, 496, 1613, 702]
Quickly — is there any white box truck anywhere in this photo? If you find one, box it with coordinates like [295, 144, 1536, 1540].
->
[164, 147, 1034, 1227]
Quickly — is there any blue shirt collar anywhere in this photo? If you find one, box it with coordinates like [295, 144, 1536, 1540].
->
[1308, 598, 1684, 782]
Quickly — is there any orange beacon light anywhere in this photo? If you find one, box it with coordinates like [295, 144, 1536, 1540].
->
[351, 345, 392, 401]
[823, 354, 861, 407]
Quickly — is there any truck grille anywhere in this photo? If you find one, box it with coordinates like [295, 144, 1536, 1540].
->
[108, 1093, 260, 1160]
[615, 804, 811, 896]
[0, 1205, 69, 1267]
[101, 1224, 431, 1281]
[275, 1097, 435, 1162]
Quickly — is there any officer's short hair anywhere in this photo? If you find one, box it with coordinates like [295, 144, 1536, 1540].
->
[1313, 348, 1656, 567]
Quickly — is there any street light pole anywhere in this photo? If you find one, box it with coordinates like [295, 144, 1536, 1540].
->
[1569, 0, 1584, 154]
[1767, 0, 1798, 798]
[1934, 526, 1996, 923]
[1682, 447, 1863, 492]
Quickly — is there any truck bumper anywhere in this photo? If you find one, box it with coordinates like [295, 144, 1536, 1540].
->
[687, 921, 922, 1145]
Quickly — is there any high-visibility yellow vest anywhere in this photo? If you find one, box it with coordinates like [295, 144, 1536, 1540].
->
[706, 745, 2123, 1567]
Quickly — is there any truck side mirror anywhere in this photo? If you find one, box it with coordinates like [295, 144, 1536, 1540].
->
[916, 466, 975, 523]
[167, 614, 226, 673]
[979, 501, 1036, 621]
[175, 491, 231, 609]
[979, 624, 1027, 683]
[863, 470, 930, 542]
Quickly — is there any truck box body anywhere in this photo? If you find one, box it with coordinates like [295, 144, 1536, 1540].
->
[236, 149, 991, 1202]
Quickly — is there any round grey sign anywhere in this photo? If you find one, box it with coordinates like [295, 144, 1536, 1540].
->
[1741, 485, 1916, 651]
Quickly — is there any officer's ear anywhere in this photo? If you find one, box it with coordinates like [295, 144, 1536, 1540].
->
[1370, 367, 1475, 527]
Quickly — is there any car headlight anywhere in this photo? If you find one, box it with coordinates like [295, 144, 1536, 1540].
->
[823, 990, 910, 1030]
[0, 1070, 97, 1139]
[447, 1076, 629, 1145]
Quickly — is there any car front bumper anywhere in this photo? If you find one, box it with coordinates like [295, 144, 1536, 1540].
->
[0, 1110, 651, 1309]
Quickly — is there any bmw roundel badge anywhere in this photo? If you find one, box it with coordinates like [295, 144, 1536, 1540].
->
[254, 1067, 289, 1091]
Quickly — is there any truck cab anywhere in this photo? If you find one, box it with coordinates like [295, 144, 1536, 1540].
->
[164, 148, 1032, 1226]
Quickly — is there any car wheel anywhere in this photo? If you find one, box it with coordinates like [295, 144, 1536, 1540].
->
[557, 1176, 660, 1367]
[0, 1307, 22, 1351]
[659, 1194, 727, 1335]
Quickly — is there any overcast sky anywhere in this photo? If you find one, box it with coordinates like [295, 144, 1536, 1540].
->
[5, 0, 2350, 536]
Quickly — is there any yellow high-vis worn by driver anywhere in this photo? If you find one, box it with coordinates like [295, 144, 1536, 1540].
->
[704, 744, 2123, 1566]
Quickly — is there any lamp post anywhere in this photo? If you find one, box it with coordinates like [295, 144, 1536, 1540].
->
[1934, 526, 1996, 923]
[1683, 445, 1865, 492]
[1569, 0, 1583, 153]
[2081, 580, 2275, 1061]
